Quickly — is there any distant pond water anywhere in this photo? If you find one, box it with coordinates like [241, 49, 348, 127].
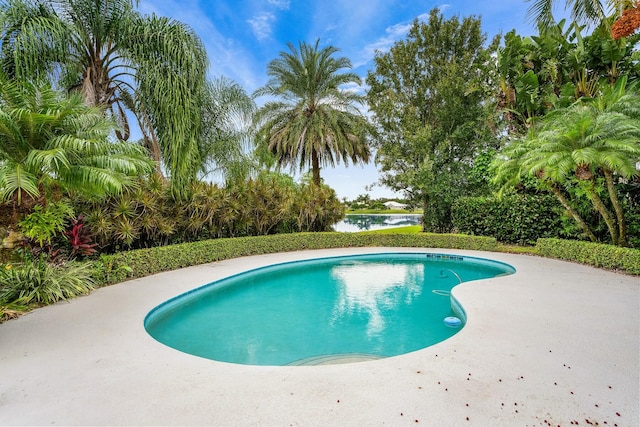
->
[333, 214, 422, 232]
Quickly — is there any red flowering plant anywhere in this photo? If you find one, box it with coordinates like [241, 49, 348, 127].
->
[64, 215, 97, 258]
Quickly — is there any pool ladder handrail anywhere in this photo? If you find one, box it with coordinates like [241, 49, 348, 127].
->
[432, 269, 463, 296]
[440, 268, 462, 284]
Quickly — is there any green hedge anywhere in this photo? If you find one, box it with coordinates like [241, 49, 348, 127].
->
[452, 194, 566, 244]
[92, 232, 497, 286]
[536, 238, 640, 275]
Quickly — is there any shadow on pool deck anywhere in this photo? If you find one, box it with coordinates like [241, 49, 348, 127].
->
[0, 247, 638, 426]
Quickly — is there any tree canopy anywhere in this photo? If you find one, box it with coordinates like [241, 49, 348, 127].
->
[497, 18, 640, 132]
[366, 9, 500, 231]
[253, 39, 372, 186]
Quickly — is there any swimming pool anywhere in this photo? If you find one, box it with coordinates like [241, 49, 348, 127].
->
[144, 253, 515, 366]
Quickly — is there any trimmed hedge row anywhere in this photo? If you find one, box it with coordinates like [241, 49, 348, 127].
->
[536, 238, 640, 275]
[452, 194, 566, 244]
[93, 232, 498, 286]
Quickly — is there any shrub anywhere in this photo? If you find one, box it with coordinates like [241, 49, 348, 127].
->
[452, 194, 567, 244]
[18, 201, 74, 247]
[536, 238, 640, 275]
[0, 258, 95, 305]
[92, 232, 498, 286]
[77, 175, 346, 251]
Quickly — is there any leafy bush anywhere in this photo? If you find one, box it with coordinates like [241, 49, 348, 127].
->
[626, 205, 640, 249]
[92, 232, 497, 286]
[0, 258, 95, 305]
[536, 238, 640, 275]
[452, 194, 568, 244]
[18, 200, 74, 247]
[76, 174, 345, 251]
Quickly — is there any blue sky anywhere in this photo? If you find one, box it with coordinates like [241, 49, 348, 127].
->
[138, 0, 545, 200]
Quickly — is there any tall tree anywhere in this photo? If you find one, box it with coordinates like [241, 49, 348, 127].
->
[0, 77, 152, 205]
[253, 39, 372, 186]
[0, 0, 208, 195]
[366, 9, 500, 232]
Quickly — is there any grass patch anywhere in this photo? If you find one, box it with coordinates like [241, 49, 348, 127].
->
[357, 225, 423, 234]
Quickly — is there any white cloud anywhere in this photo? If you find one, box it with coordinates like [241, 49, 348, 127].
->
[267, 0, 290, 9]
[438, 4, 451, 12]
[247, 12, 276, 40]
[353, 13, 429, 68]
[340, 81, 367, 97]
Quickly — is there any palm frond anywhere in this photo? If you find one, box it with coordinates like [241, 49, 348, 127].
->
[0, 162, 39, 203]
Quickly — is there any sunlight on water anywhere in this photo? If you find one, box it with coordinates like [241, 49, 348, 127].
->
[330, 262, 424, 335]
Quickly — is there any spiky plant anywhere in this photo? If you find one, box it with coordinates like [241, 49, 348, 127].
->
[0, 258, 94, 305]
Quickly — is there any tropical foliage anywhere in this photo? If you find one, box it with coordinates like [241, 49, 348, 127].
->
[73, 172, 345, 252]
[525, 0, 639, 32]
[0, 77, 152, 205]
[18, 200, 73, 248]
[497, 19, 639, 132]
[198, 77, 256, 185]
[366, 9, 500, 232]
[493, 77, 640, 246]
[254, 39, 372, 186]
[0, 0, 211, 194]
[0, 258, 94, 305]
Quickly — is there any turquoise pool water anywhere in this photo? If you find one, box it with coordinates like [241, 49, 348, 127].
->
[144, 253, 515, 366]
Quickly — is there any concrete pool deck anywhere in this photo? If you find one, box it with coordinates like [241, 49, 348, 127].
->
[0, 247, 638, 426]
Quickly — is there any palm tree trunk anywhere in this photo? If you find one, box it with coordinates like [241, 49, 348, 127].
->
[548, 184, 598, 242]
[311, 149, 321, 186]
[584, 181, 619, 245]
[603, 170, 627, 246]
[132, 103, 166, 181]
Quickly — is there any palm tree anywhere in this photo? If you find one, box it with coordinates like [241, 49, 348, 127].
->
[253, 39, 372, 186]
[496, 79, 640, 246]
[0, 0, 207, 194]
[0, 77, 152, 205]
[583, 76, 640, 245]
[526, 0, 638, 34]
[198, 77, 257, 185]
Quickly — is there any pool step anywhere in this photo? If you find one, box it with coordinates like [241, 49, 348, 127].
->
[287, 353, 384, 366]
